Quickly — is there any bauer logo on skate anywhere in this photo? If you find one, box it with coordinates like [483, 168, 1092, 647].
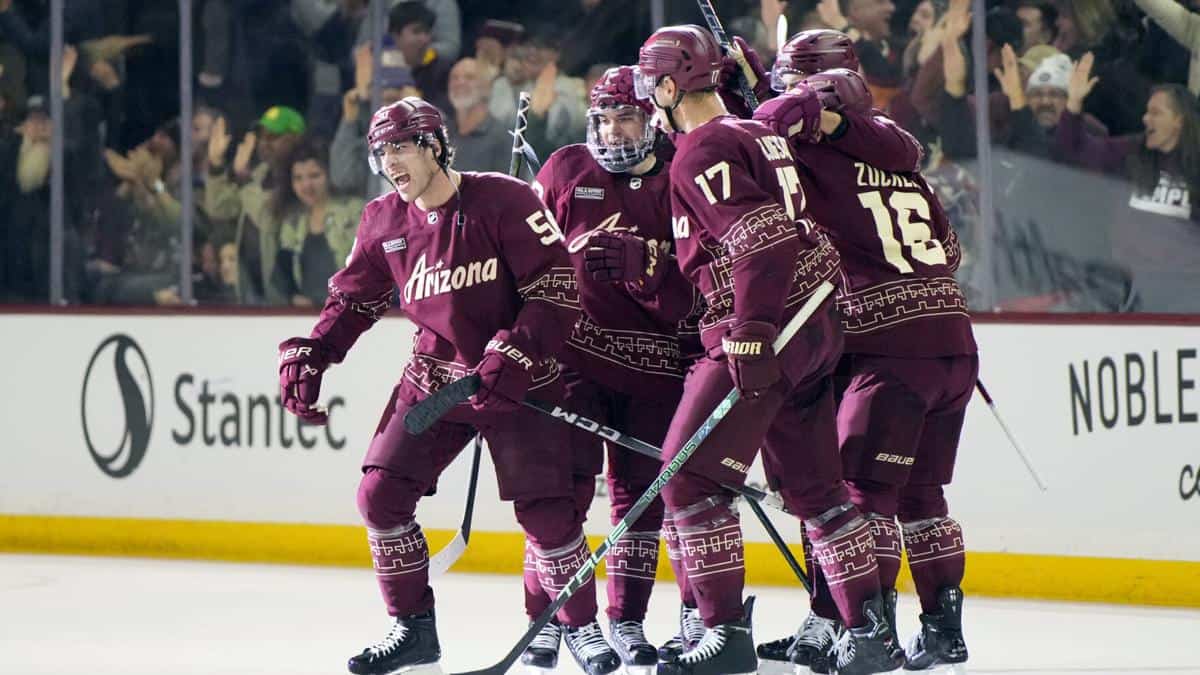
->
[874, 452, 915, 466]
[401, 254, 498, 304]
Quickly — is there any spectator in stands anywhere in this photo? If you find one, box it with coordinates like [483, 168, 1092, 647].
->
[444, 57, 511, 172]
[817, 0, 905, 106]
[193, 234, 238, 304]
[330, 44, 420, 196]
[1133, 0, 1200, 94]
[357, 0, 462, 63]
[987, 48, 1107, 158]
[473, 18, 524, 77]
[1057, 61, 1200, 311]
[205, 105, 307, 305]
[0, 39, 25, 131]
[551, 0, 648, 78]
[269, 139, 361, 307]
[492, 27, 586, 160]
[89, 119, 188, 306]
[387, 1, 452, 113]
[1016, 0, 1058, 49]
[901, 0, 943, 79]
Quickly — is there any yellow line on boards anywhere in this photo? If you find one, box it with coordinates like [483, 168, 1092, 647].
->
[3, 515, 1198, 608]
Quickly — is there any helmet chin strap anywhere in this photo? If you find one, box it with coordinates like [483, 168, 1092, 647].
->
[654, 89, 686, 134]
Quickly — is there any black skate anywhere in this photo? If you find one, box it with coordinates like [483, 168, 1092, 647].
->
[657, 604, 705, 661]
[563, 620, 622, 675]
[882, 588, 905, 662]
[904, 586, 967, 671]
[610, 619, 658, 674]
[347, 610, 441, 675]
[829, 595, 904, 675]
[520, 619, 563, 673]
[756, 612, 839, 675]
[657, 597, 757, 675]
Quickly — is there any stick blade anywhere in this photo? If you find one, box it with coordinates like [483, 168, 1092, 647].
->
[403, 374, 481, 435]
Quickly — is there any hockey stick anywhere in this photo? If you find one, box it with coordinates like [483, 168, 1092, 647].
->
[521, 397, 811, 592]
[509, 91, 541, 179]
[974, 378, 1047, 492]
[451, 280, 834, 675]
[697, 0, 760, 109]
[427, 434, 484, 576]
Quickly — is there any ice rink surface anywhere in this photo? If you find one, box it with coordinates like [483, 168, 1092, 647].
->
[2, 554, 1198, 675]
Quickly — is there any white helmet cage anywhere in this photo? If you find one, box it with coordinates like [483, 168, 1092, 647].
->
[586, 104, 656, 174]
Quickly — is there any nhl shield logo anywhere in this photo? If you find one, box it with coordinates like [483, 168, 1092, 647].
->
[427, 212, 439, 224]
[629, 178, 642, 190]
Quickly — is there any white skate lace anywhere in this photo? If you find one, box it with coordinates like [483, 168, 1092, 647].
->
[612, 620, 651, 649]
[368, 618, 409, 657]
[566, 622, 614, 661]
[681, 607, 706, 643]
[794, 613, 838, 650]
[832, 629, 856, 667]
[679, 627, 729, 664]
[528, 622, 562, 651]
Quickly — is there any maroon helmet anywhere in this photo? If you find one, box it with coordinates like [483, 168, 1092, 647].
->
[367, 97, 448, 173]
[633, 25, 724, 101]
[773, 29, 860, 91]
[588, 66, 656, 173]
[802, 68, 873, 113]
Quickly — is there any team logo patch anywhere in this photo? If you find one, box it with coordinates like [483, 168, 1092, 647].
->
[382, 238, 407, 253]
[574, 187, 605, 200]
[629, 178, 642, 190]
[427, 212, 439, 224]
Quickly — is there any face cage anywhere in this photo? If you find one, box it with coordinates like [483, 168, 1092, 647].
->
[771, 65, 806, 92]
[586, 107, 656, 174]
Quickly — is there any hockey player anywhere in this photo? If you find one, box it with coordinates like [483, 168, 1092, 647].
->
[753, 66, 976, 672]
[633, 25, 903, 675]
[275, 97, 590, 675]
[518, 65, 700, 675]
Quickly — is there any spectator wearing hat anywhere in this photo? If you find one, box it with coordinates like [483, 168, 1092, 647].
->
[330, 44, 421, 197]
[444, 57, 511, 173]
[204, 105, 307, 305]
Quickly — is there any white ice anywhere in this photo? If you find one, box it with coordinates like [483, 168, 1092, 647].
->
[1, 554, 1198, 675]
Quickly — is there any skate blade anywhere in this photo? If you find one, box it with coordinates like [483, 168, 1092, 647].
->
[392, 662, 443, 675]
[523, 666, 556, 675]
[624, 665, 655, 675]
[756, 658, 794, 675]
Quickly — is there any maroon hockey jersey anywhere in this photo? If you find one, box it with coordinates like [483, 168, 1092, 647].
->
[534, 144, 699, 396]
[669, 115, 840, 350]
[311, 172, 580, 395]
[788, 111, 976, 357]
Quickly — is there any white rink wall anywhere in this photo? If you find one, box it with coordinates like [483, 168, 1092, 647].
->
[1, 312, 1198, 567]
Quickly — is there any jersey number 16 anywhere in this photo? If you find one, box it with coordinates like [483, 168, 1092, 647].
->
[858, 190, 947, 274]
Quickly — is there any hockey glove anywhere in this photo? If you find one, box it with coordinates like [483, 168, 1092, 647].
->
[719, 35, 773, 118]
[278, 337, 330, 424]
[722, 320, 781, 399]
[471, 331, 535, 413]
[584, 231, 649, 282]
[752, 83, 824, 144]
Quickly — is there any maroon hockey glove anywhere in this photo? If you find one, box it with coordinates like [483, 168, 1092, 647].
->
[278, 337, 330, 424]
[722, 321, 781, 399]
[470, 331, 535, 413]
[752, 83, 823, 144]
[584, 231, 648, 283]
[719, 36, 773, 118]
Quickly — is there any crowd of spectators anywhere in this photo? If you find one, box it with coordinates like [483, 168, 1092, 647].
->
[1, 0, 1197, 310]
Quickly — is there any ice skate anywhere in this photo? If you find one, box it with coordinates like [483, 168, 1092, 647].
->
[657, 604, 705, 661]
[756, 612, 839, 675]
[610, 619, 657, 675]
[520, 619, 563, 673]
[347, 610, 442, 675]
[563, 620, 622, 675]
[829, 595, 904, 675]
[657, 597, 756, 675]
[904, 587, 967, 671]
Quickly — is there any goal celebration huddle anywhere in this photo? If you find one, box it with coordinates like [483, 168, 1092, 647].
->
[276, 18, 975, 675]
